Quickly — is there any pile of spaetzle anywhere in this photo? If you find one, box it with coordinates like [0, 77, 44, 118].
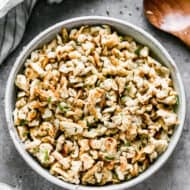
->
[14, 25, 178, 185]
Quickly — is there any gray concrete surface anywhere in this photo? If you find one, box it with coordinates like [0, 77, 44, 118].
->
[0, 0, 189, 189]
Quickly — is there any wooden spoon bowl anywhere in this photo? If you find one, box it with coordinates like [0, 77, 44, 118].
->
[144, 0, 190, 46]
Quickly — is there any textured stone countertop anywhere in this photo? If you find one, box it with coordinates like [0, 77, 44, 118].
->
[0, 0, 189, 189]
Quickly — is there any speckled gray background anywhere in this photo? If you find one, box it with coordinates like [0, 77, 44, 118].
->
[0, 0, 189, 189]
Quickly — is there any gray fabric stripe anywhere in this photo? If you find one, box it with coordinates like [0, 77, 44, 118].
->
[0, 15, 8, 56]
[9, 9, 17, 52]
[22, 3, 27, 20]
[25, 0, 33, 14]
[0, 9, 17, 62]
[30, 0, 37, 14]
[0, 16, 6, 50]
[14, 4, 26, 47]
[24, 0, 37, 15]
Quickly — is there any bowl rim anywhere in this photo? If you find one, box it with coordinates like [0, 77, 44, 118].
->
[5, 16, 186, 190]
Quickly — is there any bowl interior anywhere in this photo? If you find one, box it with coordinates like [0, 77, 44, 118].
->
[5, 16, 186, 190]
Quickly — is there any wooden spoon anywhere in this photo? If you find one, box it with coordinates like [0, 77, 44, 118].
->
[143, 0, 190, 46]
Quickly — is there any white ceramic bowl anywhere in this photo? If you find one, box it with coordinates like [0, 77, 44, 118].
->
[5, 16, 186, 190]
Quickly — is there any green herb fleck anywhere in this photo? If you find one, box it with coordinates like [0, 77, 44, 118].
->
[124, 142, 130, 147]
[45, 128, 50, 132]
[43, 149, 49, 162]
[119, 36, 123, 42]
[33, 147, 39, 153]
[58, 104, 64, 111]
[76, 41, 81, 46]
[125, 85, 130, 91]
[105, 156, 115, 161]
[23, 131, 29, 138]
[112, 171, 118, 179]
[59, 104, 70, 112]
[20, 120, 28, 126]
[87, 121, 91, 128]
[176, 95, 179, 105]
[125, 175, 132, 181]
[47, 97, 52, 103]
[140, 134, 148, 141]
[134, 46, 142, 56]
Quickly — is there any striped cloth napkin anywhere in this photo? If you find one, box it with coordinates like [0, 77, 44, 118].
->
[0, 0, 37, 64]
[0, 0, 63, 65]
